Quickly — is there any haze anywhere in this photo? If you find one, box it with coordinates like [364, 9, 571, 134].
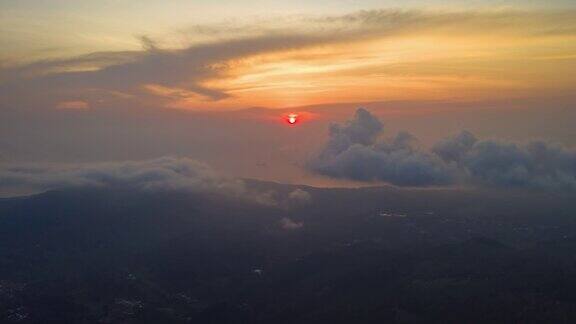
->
[1, 0, 575, 189]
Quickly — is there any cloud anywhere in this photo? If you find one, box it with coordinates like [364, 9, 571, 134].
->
[310, 109, 576, 191]
[0, 156, 276, 203]
[432, 130, 478, 164]
[0, 33, 329, 108]
[433, 131, 576, 190]
[1, 9, 575, 109]
[308, 108, 454, 186]
[280, 217, 304, 230]
[288, 188, 311, 202]
[273, 189, 312, 210]
[287, 188, 312, 206]
[460, 140, 576, 191]
[56, 100, 90, 110]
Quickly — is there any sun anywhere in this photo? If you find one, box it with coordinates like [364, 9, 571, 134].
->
[286, 113, 299, 125]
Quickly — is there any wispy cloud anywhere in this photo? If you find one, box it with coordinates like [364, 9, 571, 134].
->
[1, 9, 575, 109]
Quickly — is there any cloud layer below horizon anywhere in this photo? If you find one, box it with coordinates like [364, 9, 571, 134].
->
[0, 157, 271, 202]
[0, 156, 319, 209]
[309, 109, 576, 191]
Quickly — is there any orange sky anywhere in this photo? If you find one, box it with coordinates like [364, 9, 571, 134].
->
[1, 7, 576, 112]
[140, 10, 576, 110]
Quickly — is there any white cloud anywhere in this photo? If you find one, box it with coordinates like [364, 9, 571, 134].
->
[308, 108, 453, 186]
[280, 217, 304, 230]
[287, 189, 312, 205]
[0, 156, 277, 203]
[310, 108, 576, 191]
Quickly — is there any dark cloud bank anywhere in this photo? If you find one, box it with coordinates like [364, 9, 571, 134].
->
[309, 108, 576, 192]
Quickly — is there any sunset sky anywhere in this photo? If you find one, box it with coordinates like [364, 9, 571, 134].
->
[2, 0, 576, 110]
[1, 0, 576, 190]
[5, 4, 576, 322]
